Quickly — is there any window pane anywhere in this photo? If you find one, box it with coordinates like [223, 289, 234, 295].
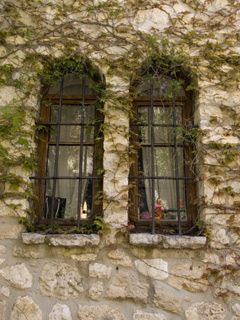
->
[49, 126, 94, 144]
[51, 104, 95, 123]
[45, 179, 78, 220]
[47, 146, 80, 177]
[82, 146, 93, 176]
[138, 178, 152, 220]
[61, 104, 95, 123]
[153, 106, 182, 125]
[179, 180, 187, 221]
[154, 148, 175, 176]
[154, 127, 174, 144]
[137, 107, 148, 124]
[177, 148, 184, 176]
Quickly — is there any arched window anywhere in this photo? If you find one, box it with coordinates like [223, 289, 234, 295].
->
[34, 58, 104, 228]
[129, 58, 197, 235]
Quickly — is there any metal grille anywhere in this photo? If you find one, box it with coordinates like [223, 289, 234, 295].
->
[32, 75, 103, 228]
[129, 81, 196, 235]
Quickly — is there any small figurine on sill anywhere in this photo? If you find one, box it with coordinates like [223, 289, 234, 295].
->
[155, 196, 168, 221]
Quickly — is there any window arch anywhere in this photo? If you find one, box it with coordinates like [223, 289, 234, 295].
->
[129, 57, 197, 235]
[35, 58, 104, 228]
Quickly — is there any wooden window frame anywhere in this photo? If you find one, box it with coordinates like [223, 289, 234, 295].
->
[34, 83, 103, 228]
[129, 93, 197, 235]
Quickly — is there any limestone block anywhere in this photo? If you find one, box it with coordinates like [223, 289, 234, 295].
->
[129, 234, 206, 249]
[70, 254, 97, 262]
[216, 271, 240, 296]
[210, 228, 230, 248]
[133, 310, 166, 320]
[0, 87, 18, 107]
[106, 270, 149, 303]
[0, 286, 10, 297]
[88, 281, 104, 300]
[0, 222, 23, 240]
[168, 261, 208, 292]
[0, 246, 6, 255]
[10, 296, 42, 320]
[153, 284, 182, 314]
[135, 258, 168, 280]
[232, 304, 240, 316]
[185, 302, 226, 320]
[133, 8, 169, 32]
[13, 246, 42, 259]
[48, 303, 72, 320]
[78, 304, 126, 320]
[0, 301, 5, 320]
[0, 201, 17, 217]
[129, 233, 163, 245]
[162, 235, 206, 249]
[0, 263, 32, 289]
[89, 263, 112, 279]
[40, 262, 83, 299]
[22, 233, 45, 244]
[6, 36, 26, 45]
[46, 234, 100, 247]
[207, 0, 229, 12]
[107, 75, 129, 93]
[108, 249, 132, 267]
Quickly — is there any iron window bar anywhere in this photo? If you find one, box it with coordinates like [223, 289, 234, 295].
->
[129, 176, 193, 180]
[31, 176, 102, 180]
[36, 122, 96, 126]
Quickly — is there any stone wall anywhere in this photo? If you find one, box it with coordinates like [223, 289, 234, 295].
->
[0, 0, 240, 319]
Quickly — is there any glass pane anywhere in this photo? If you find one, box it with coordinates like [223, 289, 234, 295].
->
[50, 104, 95, 124]
[154, 127, 174, 144]
[154, 148, 174, 176]
[62, 104, 95, 123]
[82, 146, 93, 176]
[155, 180, 177, 221]
[140, 147, 152, 176]
[139, 126, 149, 143]
[48, 73, 99, 96]
[50, 105, 58, 122]
[79, 177, 93, 220]
[177, 148, 184, 176]
[45, 179, 78, 220]
[154, 147, 184, 176]
[138, 178, 152, 220]
[179, 180, 187, 221]
[49, 125, 94, 144]
[47, 146, 80, 177]
[137, 107, 148, 124]
[135, 76, 186, 98]
[153, 106, 182, 125]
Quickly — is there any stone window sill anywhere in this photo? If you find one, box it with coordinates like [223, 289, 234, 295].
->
[22, 233, 100, 247]
[129, 233, 206, 249]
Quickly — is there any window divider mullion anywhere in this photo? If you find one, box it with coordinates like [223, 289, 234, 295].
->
[173, 94, 181, 235]
[77, 76, 86, 227]
[150, 80, 155, 234]
[50, 76, 64, 229]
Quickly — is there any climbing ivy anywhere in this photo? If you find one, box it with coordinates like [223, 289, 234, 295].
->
[0, 0, 239, 240]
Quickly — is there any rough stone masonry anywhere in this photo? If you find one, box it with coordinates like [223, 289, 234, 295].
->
[0, 0, 240, 319]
